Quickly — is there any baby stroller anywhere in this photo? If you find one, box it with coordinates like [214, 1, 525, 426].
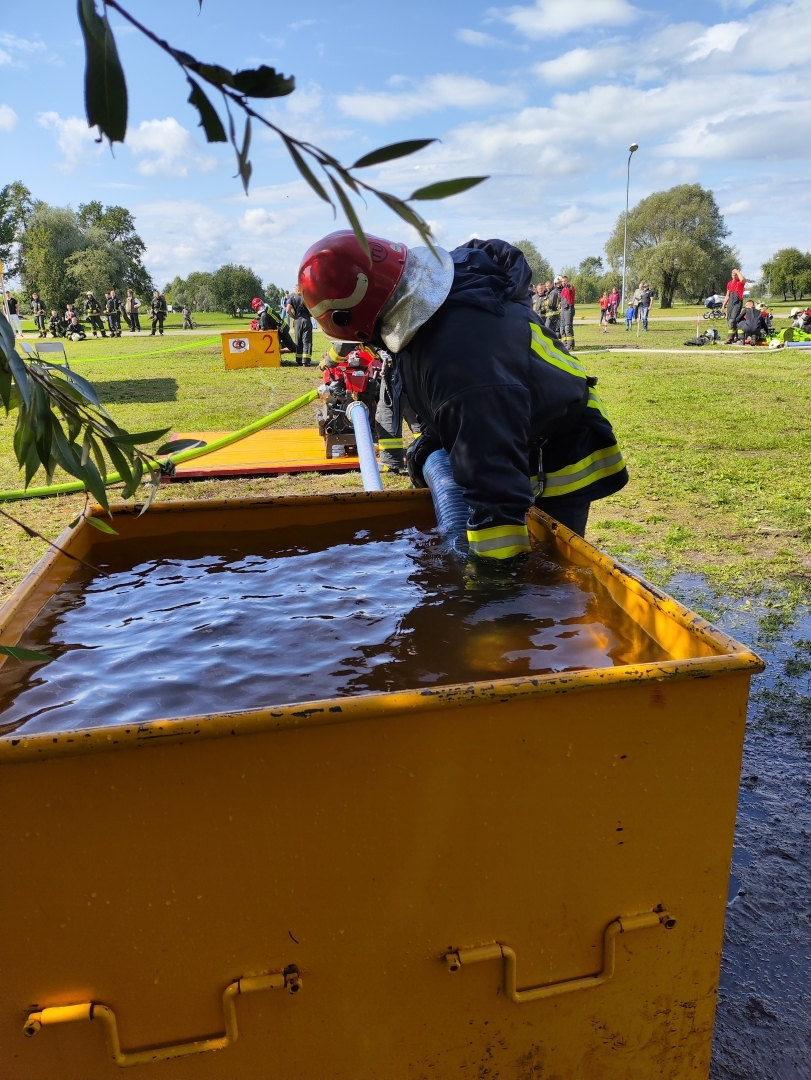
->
[703, 295, 726, 319]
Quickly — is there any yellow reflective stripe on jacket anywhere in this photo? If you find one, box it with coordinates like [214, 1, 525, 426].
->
[328, 345, 342, 363]
[377, 438, 403, 449]
[529, 322, 586, 378]
[530, 474, 541, 497]
[467, 523, 531, 559]
[587, 389, 610, 420]
[541, 443, 625, 497]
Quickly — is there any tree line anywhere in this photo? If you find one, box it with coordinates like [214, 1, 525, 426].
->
[0, 183, 153, 310]
[164, 268, 285, 317]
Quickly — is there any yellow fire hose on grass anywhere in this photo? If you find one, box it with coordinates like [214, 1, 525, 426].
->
[0, 389, 319, 504]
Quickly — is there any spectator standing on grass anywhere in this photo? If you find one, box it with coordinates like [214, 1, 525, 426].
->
[83, 292, 106, 337]
[722, 268, 746, 344]
[286, 284, 312, 366]
[559, 275, 576, 349]
[632, 281, 652, 331]
[4, 292, 22, 336]
[106, 289, 122, 337]
[625, 299, 635, 331]
[544, 277, 562, 337]
[150, 290, 168, 335]
[124, 289, 141, 332]
[599, 291, 609, 327]
[608, 286, 619, 322]
[31, 292, 47, 337]
[182, 303, 193, 330]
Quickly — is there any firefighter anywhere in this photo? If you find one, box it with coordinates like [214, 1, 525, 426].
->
[286, 284, 313, 366]
[250, 297, 297, 353]
[31, 293, 47, 337]
[83, 292, 106, 337]
[48, 310, 66, 337]
[106, 289, 122, 337]
[298, 232, 628, 552]
[559, 274, 576, 350]
[543, 276, 561, 338]
[150, 290, 168, 335]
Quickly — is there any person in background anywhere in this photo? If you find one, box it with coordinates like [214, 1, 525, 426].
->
[182, 303, 193, 330]
[48, 309, 66, 337]
[608, 286, 619, 322]
[4, 292, 22, 336]
[544, 277, 561, 337]
[625, 299, 635, 331]
[31, 292, 47, 337]
[150, 290, 168, 335]
[286, 284, 312, 366]
[124, 289, 141, 332]
[559, 274, 576, 349]
[599, 291, 610, 331]
[722, 268, 746, 344]
[83, 292, 106, 337]
[106, 288, 122, 337]
[281, 290, 291, 328]
[632, 281, 652, 331]
[736, 300, 765, 346]
[67, 314, 87, 341]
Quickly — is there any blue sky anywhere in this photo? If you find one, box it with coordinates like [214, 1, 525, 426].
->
[1, 0, 809, 289]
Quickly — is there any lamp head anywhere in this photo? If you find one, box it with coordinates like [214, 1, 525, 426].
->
[629, 143, 639, 153]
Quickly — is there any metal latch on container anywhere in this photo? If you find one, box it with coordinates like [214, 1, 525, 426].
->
[445, 907, 675, 1004]
[23, 965, 301, 1067]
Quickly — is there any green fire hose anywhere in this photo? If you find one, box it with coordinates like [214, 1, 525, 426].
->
[0, 388, 319, 504]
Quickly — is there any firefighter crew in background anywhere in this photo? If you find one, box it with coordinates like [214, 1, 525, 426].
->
[31, 293, 46, 337]
[83, 292, 106, 337]
[559, 274, 576, 350]
[106, 289, 123, 337]
[251, 297, 297, 353]
[286, 284, 313, 366]
[150, 290, 168, 335]
[543, 276, 561, 337]
[298, 232, 628, 554]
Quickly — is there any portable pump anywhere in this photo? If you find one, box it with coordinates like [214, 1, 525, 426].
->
[316, 345, 385, 459]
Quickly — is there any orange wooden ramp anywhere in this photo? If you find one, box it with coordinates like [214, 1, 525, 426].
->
[166, 428, 359, 479]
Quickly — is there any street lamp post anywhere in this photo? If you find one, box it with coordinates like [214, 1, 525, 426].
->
[621, 143, 639, 312]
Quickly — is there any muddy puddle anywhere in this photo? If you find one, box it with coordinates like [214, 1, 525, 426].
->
[656, 574, 811, 1080]
[0, 521, 670, 734]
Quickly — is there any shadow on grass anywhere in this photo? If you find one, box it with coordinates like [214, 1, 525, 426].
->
[94, 378, 178, 404]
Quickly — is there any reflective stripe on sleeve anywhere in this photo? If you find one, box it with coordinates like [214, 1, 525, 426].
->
[467, 523, 531, 559]
[377, 438, 403, 449]
[540, 443, 626, 497]
[328, 345, 342, 363]
[587, 390, 610, 420]
[530, 474, 541, 497]
[529, 323, 586, 378]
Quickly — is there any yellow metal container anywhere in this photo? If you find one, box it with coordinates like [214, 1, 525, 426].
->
[0, 492, 763, 1079]
[221, 329, 280, 368]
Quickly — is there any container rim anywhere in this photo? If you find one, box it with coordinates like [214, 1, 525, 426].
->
[0, 493, 764, 764]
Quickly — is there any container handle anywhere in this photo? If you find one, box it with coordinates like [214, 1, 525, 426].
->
[444, 908, 675, 1004]
[23, 966, 301, 1067]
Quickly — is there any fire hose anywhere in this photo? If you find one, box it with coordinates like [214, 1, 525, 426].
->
[422, 450, 469, 557]
[345, 401, 383, 492]
[0, 389, 318, 504]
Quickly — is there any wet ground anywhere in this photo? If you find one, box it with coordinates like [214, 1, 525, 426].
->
[666, 577, 811, 1079]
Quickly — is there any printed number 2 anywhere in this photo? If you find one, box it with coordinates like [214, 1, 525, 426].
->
[263, 334, 274, 354]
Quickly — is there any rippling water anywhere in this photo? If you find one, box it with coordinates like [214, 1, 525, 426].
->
[0, 521, 671, 733]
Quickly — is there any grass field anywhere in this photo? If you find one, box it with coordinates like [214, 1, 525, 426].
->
[1, 319, 809, 619]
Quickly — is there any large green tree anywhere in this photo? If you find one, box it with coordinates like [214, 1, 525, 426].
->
[77, 201, 153, 296]
[18, 205, 86, 310]
[65, 231, 129, 301]
[210, 264, 264, 316]
[761, 248, 811, 301]
[605, 184, 737, 307]
[512, 240, 554, 285]
[0, 182, 33, 277]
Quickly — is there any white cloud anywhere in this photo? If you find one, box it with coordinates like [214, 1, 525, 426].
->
[36, 111, 101, 169]
[338, 74, 523, 124]
[127, 118, 218, 178]
[685, 21, 748, 61]
[500, 0, 638, 39]
[456, 28, 514, 48]
[551, 204, 587, 227]
[0, 104, 18, 131]
[722, 200, 751, 215]
[535, 44, 631, 83]
[0, 49, 11, 65]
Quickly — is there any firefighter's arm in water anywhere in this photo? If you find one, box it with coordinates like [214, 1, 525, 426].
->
[434, 385, 534, 560]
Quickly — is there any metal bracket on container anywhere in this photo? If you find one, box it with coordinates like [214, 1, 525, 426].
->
[444, 908, 675, 1004]
[23, 965, 301, 1067]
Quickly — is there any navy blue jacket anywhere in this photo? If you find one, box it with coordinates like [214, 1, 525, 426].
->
[399, 240, 627, 553]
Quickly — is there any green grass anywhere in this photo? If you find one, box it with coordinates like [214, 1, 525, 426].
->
[0, 321, 809, 609]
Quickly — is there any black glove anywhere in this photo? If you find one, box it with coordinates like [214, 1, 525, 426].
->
[405, 432, 441, 488]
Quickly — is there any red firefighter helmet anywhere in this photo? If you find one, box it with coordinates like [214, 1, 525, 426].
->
[250, 297, 263, 311]
[298, 230, 407, 341]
